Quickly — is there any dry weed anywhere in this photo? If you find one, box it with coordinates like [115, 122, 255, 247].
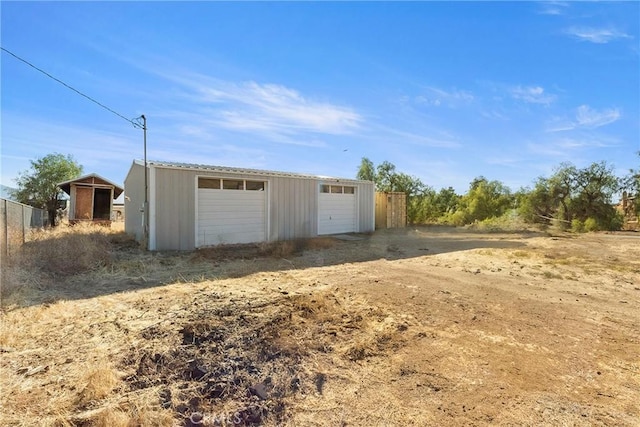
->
[0, 229, 413, 426]
[23, 224, 112, 277]
[0, 223, 138, 308]
[0, 261, 44, 307]
[78, 362, 121, 405]
[85, 409, 130, 427]
[302, 237, 336, 250]
[77, 401, 175, 427]
[0, 271, 411, 426]
[259, 237, 337, 258]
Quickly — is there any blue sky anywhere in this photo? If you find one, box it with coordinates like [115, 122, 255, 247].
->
[1, 1, 638, 197]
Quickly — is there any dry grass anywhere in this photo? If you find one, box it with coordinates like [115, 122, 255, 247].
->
[0, 223, 134, 308]
[2, 225, 340, 311]
[511, 250, 532, 258]
[542, 270, 564, 280]
[0, 257, 411, 427]
[78, 362, 121, 404]
[22, 223, 115, 276]
[2, 228, 638, 426]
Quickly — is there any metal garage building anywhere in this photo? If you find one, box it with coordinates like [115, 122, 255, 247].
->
[124, 160, 375, 250]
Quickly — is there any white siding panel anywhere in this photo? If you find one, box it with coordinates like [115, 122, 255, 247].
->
[318, 193, 356, 234]
[197, 189, 266, 246]
[124, 162, 145, 243]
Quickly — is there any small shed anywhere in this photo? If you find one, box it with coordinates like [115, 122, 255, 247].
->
[59, 173, 124, 225]
[124, 160, 375, 250]
[375, 192, 407, 229]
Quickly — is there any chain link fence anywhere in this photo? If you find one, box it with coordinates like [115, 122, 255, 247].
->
[1, 198, 48, 260]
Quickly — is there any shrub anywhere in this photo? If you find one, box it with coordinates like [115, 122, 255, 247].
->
[469, 211, 528, 232]
[608, 212, 624, 231]
[448, 210, 467, 226]
[584, 217, 599, 232]
[571, 219, 584, 233]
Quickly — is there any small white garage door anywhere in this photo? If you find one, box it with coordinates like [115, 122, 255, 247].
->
[318, 184, 357, 235]
[197, 178, 266, 247]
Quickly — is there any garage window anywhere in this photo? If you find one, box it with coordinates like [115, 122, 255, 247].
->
[321, 184, 355, 194]
[222, 179, 244, 190]
[198, 178, 221, 189]
[199, 177, 267, 191]
[246, 181, 265, 191]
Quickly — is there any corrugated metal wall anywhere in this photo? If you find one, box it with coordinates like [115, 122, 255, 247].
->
[270, 176, 318, 241]
[357, 181, 376, 232]
[126, 162, 375, 250]
[153, 168, 197, 250]
[124, 162, 145, 242]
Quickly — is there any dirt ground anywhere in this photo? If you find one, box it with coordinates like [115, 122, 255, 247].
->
[1, 227, 639, 426]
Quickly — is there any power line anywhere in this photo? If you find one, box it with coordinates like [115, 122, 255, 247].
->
[1, 46, 142, 129]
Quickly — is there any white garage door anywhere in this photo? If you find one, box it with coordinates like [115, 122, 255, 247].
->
[318, 185, 357, 235]
[197, 178, 266, 247]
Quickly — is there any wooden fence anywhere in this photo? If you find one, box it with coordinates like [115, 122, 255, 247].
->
[375, 192, 407, 229]
[1, 198, 48, 259]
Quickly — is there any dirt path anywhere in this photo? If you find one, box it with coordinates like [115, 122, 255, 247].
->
[271, 230, 640, 426]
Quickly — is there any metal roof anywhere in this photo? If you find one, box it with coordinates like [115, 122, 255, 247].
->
[133, 159, 372, 184]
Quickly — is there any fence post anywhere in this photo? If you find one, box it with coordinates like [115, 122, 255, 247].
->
[21, 204, 26, 244]
[2, 199, 7, 259]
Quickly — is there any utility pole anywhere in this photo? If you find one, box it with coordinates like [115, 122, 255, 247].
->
[134, 114, 148, 250]
[142, 114, 148, 250]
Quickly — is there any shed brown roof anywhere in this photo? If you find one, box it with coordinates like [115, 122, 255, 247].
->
[58, 173, 124, 199]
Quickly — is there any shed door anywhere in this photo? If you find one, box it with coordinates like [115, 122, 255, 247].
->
[197, 178, 267, 247]
[318, 185, 357, 235]
[75, 186, 93, 220]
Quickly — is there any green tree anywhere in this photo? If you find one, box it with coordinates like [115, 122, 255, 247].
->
[356, 157, 376, 182]
[375, 161, 398, 192]
[411, 187, 438, 223]
[519, 161, 623, 231]
[519, 163, 578, 229]
[434, 187, 460, 215]
[413, 187, 460, 224]
[572, 161, 620, 229]
[517, 179, 555, 223]
[455, 177, 513, 224]
[548, 163, 578, 224]
[356, 159, 428, 223]
[13, 153, 83, 226]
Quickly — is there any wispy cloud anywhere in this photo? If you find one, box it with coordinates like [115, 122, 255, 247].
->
[564, 26, 632, 44]
[371, 124, 461, 149]
[479, 109, 509, 121]
[538, 1, 569, 16]
[158, 73, 363, 140]
[575, 104, 621, 127]
[510, 85, 556, 105]
[528, 133, 620, 158]
[547, 104, 621, 132]
[415, 86, 474, 108]
[545, 119, 576, 133]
